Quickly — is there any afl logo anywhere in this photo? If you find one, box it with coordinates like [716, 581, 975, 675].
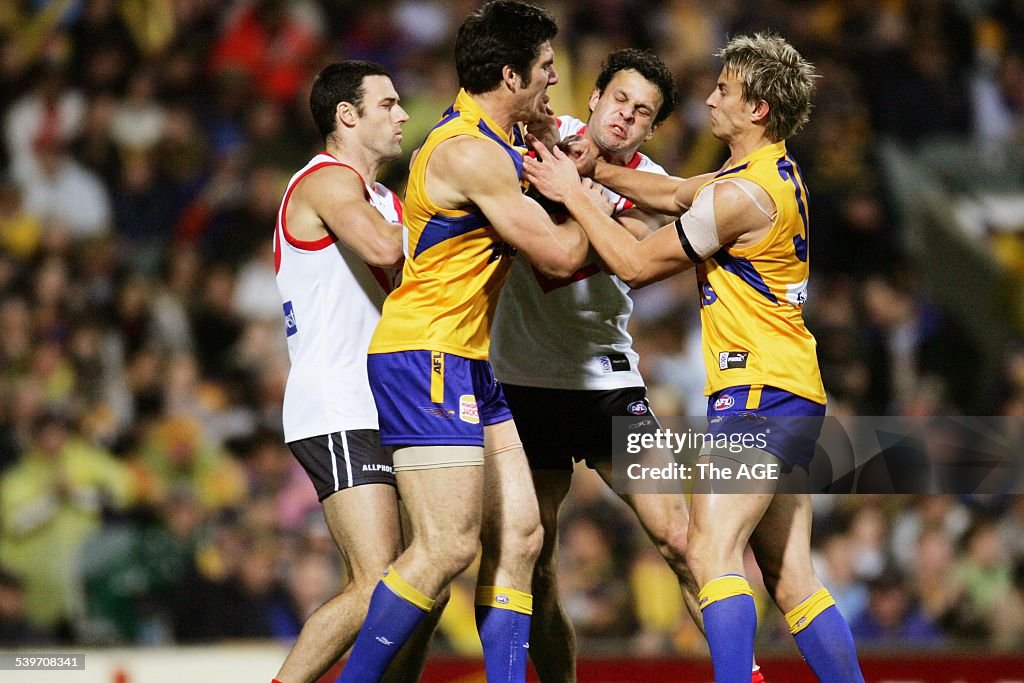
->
[626, 400, 648, 415]
[714, 395, 735, 411]
[496, 594, 510, 605]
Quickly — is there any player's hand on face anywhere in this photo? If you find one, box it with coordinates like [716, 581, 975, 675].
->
[525, 104, 559, 149]
[555, 134, 597, 177]
[523, 133, 582, 203]
[581, 178, 613, 216]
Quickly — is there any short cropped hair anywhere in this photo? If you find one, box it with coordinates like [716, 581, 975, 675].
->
[309, 61, 391, 140]
[716, 33, 817, 141]
[455, 1, 558, 94]
[594, 48, 678, 126]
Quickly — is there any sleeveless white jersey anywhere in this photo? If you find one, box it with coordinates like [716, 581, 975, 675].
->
[491, 116, 667, 391]
[275, 153, 401, 441]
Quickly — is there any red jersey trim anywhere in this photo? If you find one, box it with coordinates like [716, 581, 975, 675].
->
[278, 159, 370, 251]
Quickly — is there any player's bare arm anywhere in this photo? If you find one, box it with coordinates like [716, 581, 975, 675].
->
[288, 165, 403, 267]
[616, 206, 674, 240]
[428, 135, 589, 278]
[526, 138, 772, 287]
[557, 133, 716, 215]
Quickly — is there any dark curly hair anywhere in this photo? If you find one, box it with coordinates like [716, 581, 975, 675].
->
[594, 49, 678, 126]
[455, 1, 558, 94]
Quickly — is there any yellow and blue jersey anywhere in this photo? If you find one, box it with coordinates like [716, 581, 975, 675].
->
[696, 141, 826, 405]
[369, 89, 526, 360]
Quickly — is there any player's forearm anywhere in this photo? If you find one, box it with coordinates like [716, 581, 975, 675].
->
[529, 219, 589, 278]
[562, 188, 646, 285]
[592, 161, 687, 215]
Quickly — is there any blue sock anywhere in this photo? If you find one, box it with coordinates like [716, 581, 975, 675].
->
[337, 566, 434, 682]
[787, 589, 864, 683]
[475, 586, 533, 683]
[698, 575, 757, 683]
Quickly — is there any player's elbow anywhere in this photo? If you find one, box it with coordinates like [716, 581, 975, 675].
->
[534, 254, 579, 279]
[624, 272, 654, 289]
[364, 239, 403, 268]
[613, 257, 651, 289]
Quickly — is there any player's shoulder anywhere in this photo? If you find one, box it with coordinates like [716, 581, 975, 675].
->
[295, 162, 368, 200]
[633, 152, 667, 176]
[433, 135, 518, 182]
[557, 115, 586, 139]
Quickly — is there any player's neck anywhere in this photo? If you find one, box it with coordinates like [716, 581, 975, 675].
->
[726, 130, 776, 164]
[325, 141, 377, 184]
[594, 140, 637, 168]
[469, 90, 517, 136]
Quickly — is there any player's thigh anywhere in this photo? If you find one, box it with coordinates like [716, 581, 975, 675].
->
[481, 419, 541, 539]
[689, 457, 774, 557]
[322, 483, 403, 582]
[394, 453, 485, 544]
[596, 459, 689, 545]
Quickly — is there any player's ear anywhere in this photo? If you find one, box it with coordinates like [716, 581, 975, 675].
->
[588, 88, 600, 113]
[336, 101, 358, 128]
[502, 64, 518, 91]
[751, 99, 770, 126]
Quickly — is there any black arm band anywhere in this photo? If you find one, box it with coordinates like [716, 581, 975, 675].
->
[675, 217, 704, 263]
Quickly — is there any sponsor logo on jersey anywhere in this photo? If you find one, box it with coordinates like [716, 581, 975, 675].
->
[626, 400, 648, 415]
[459, 395, 479, 424]
[718, 351, 749, 370]
[283, 301, 298, 337]
[714, 395, 735, 411]
[421, 406, 455, 419]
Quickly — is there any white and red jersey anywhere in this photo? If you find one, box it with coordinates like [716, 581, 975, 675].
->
[275, 153, 402, 442]
[492, 116, 667, 391]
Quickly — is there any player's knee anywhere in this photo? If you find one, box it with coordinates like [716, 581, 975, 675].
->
[519, 515, 544, 565]
[653, 524, 689, 572]
[409, 527, 480, 580]
[440, 532, 482, 578]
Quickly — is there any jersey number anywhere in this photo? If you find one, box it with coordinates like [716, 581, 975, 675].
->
[777, 158, 809, 262]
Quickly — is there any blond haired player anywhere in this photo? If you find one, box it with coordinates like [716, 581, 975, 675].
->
[524, 33, 864, 683]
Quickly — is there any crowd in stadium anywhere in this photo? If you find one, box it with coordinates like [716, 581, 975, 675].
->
[1, 0, 1023, 658]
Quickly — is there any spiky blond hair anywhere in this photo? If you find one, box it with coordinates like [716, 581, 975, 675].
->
[717, 33, 818, 141]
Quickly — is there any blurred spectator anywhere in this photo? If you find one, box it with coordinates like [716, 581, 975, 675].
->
[134, 415, 246, 512]
[815, 529, 869, 626]
[850, 566, 943, 647]
[17, 132, 111, 240]
[207, 0, 324, 105]
[0, 411, 132, 635]
[861, 273, 981, 414]
[951, 516, 1017, 641]
[4, 66, 85, 182]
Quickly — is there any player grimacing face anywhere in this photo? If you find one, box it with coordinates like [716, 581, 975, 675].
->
[587, 69, 662, 158]
[515, 41, 559, 125]
[357, 75, 409, 162]
[706, 67, 755, 143]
